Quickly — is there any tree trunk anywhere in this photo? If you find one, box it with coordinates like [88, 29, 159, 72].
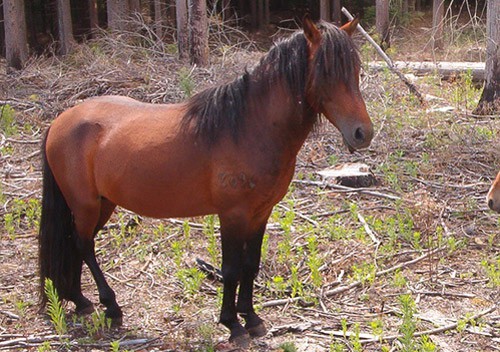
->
[250, 0, 257, 30]
[376, 0, 390, 49]
[474, 0, 500, 115]
[107, 0, 129, 30]
[56, 0, 74, 55]
[129, 0, 141, 14]
[0, 1, 5, 58]
[331, 0, 341, 25]
[4, 0, 28, 70]
[154, 0, 164, 39]
[319, 0, 330, 21]
[88, 0, 99, 35]
[188, 0, 208, 66]
[431, 0, 444, 50]
[176, 0, 189, 60]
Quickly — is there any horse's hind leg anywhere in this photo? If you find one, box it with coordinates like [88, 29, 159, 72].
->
[73, 199, 122, 324]
[236, 223, 267, 337]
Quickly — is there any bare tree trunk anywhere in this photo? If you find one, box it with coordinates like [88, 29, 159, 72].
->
[4, 0, 28, 70]
[320, 0, 330, 21]
[129, 0, 141, 14]
[431, 0, 444, 50]
[0, 1, 5, 58]
[474, 0, 500, 115]
[154, 0, 164, 39]
[264, 0, 270, 25]
[176, 0, 189, 60]
[331, 0, 341, 25]
[376, 0, 390, 49]
[88, 0, 99, 34]
[107, 0, 129, 30]
[56, 0, 74, 55]
[250, 0, 257, 30]
[188, 0, 208, 66]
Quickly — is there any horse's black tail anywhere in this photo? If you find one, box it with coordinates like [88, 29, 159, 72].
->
[39, 131, 80, 306]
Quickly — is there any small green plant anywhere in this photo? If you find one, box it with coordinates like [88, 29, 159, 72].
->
[279, 341, 298, 352]
[85, 311, 111, 337]
[203, 215, 219, 267]
[398, 294, 417, 352]
[179, 67, 195, 98]
[198, 323, 216, 352]
[44, 278, 67, 335]
[306, 235, 322, 288]
[176, 268, 206, 297]
[348, 323, 362, 352]
[37, 341, 52, 352]
[0, 104, 18, 136]
[110, 340, 120, 352]
[481, 256, 500, 287]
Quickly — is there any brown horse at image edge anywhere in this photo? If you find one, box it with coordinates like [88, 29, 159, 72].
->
[38, 17, 373, 346]
[487, 171, 500, 213]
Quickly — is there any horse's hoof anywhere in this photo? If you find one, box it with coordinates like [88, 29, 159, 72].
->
[229, 331, 251, 349]
[105, 308, 123, 327]
[75, 303, 95, 316]
[246, 321, 267, 337]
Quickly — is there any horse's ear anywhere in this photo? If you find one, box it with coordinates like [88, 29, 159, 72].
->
[340, 17, 359, 36]
[302, 14, 321, 46]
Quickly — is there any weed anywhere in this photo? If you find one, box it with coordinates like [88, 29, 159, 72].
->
[197, 323, 216, 352]
[348, 323, 362, 352]
[350, 261, 376, 285]
[0, 104, 18, 136]
[279, 341, 297, 352]
[290, 264, 303, 298]
[179, 67, 195, 98]
[85, 311, 111, 337]
[110, 340, 120, 352]
[306, 235, 322, 288]
[203, 215, 219, 267]
[37, 341, 52, 352]
[176, 268, 206, 297]
[44, 278, 67, 335]
[398, 294, 418, 352]
[481, 256, 500, 287]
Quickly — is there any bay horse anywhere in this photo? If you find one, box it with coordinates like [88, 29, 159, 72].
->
[487, 171, 500, 213]
[39, 17, 373, 346]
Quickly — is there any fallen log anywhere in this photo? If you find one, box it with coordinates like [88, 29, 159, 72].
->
[368, 61, 485, 81]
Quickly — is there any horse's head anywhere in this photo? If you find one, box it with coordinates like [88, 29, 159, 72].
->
[303, 17, 373, 152]
[487, 171, 500, 213]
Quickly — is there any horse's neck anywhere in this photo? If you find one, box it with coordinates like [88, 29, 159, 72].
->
[248, 80, 316, 154]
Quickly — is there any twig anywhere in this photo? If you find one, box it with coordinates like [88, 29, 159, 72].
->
[357, 212, 380, 245]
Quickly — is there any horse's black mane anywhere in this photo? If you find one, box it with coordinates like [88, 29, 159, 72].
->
[182, 21, 360, 144]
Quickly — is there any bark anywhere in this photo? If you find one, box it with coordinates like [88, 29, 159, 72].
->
[188, 0, 208, 66]
[154, 0, 164, 39]
[88, 0, 99, 34]
[129, 0, 141, 14]
[474, 0, 500, 115]
[331, 0, 341, 25]
[431, 0, 444, 50]
[320, 0, 330, 21]
[4, 0, 29, 70]
[376, 0, 390, 49]
[176, 0, 189, 60]
[56, 0, 75, 55]
[107, 0, 129, 30]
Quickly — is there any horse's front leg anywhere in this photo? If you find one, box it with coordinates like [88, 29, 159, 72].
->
[219, 231, 249, 346]
[236, 224, 267, 338]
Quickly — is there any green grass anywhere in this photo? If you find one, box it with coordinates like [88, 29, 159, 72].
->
[44, 278, 67, 335]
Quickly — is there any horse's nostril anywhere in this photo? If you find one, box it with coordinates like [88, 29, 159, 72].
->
[354, 127, 364, 142]
[489, 198, 494, 209]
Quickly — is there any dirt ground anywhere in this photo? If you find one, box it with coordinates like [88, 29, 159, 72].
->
[1, 10, 499, 352]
